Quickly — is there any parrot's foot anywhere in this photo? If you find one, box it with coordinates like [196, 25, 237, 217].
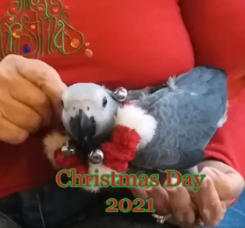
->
[187, 165, 199, 174]
[153, 213, 205, 226]
[43, 131, 69, 168]
[152, 213, 172, 224]
[115, 104, 157, 149]
[83, 185, 101, 193]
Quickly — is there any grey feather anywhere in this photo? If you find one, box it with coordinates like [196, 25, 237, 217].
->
[131, 66, 227, 171]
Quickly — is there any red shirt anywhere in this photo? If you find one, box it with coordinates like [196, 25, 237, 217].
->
[0, 0, 244, 199]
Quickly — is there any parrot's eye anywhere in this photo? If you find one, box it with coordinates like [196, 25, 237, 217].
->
[102, 97, 107, 108]
[61, 100, 64, 107]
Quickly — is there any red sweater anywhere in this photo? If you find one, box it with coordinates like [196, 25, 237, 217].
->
[0, 0, 244, 199]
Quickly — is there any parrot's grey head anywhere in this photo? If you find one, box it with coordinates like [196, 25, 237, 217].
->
[61, 83, 119, 144]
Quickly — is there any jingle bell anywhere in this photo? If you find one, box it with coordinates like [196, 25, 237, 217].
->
[88, 149, 104, 164]
[113, 87, 128, 103]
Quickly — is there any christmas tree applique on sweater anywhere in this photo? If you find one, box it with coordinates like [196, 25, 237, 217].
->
[0, 0, 91, 60]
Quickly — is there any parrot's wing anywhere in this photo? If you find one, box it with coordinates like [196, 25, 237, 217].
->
[132, 66, 227, 170]
[126, 88, 150, 101]
[126, 85, 168, 102]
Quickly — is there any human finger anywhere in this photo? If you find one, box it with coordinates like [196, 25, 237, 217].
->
[8, 76, 52, 126]
[202, 165, 243, 201]
[165, 181, 196, 225]
[146, 186, 171, 215]
[194, 174, 226, 227]
[0, 95, 42, 132]
[15, 57, 67, 115]
[0, 115, 28, 144]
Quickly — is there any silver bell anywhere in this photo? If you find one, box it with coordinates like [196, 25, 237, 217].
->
[113, 87, 128, 103]
[61, 141, 76, 156]
[88, 149, 104, 164]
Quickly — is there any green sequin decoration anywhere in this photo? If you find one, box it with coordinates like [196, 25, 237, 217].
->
[0, 0, 86, 59]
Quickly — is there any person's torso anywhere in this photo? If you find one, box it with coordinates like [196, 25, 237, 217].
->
[0, 0, 193, 88]
[0, 0, 194, 198]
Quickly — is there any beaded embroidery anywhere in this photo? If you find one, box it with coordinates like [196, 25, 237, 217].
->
[0, 0, 89, 60]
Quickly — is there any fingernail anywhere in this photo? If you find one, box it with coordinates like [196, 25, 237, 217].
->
[143, 187, 152, 191]
[197, 219, 204, 227]
[163, 177, 182, 189]
[165, 187, 178, 193]
[163, 182, 178, 191]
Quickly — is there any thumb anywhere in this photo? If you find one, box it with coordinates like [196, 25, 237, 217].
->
[198, 160, 244, 201]
[15, 56, 67, 115]
[200, 167, 237, 201]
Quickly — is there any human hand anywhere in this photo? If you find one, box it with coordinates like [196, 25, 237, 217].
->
[0, 54, 66, 144]
[130, 160, 244, 227]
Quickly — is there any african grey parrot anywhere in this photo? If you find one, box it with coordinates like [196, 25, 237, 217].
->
[60, 66, 228, 176]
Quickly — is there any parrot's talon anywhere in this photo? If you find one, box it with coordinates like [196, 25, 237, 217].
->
[113, 87, 128, 103]
[61, 140, 76, 156]
[152, 213, 172, 224]
[157, 218, 165, 224]
[88, 149, 104, 164]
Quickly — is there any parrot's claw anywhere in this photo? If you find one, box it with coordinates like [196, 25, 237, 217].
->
[153, 214, 205, 227]
[187, 165, 199, 174]
[152, 213, 172, 224]
[83, 186, 101, 193]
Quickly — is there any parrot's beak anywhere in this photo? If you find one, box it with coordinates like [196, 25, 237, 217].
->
[69, 109, 96, 143]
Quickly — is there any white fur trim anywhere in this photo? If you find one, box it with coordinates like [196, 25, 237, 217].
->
[88, 162, 117, 175]
[115, 105, 157, 150]
[84, 163, 120, 193]
[43, 131, 68, 168]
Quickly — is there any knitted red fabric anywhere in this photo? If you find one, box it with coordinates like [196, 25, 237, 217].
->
[54, 149, 88, 174]
[102, 125, 141, 172]
[54, 100, 140, 174]
[53, 125, 140, 174]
